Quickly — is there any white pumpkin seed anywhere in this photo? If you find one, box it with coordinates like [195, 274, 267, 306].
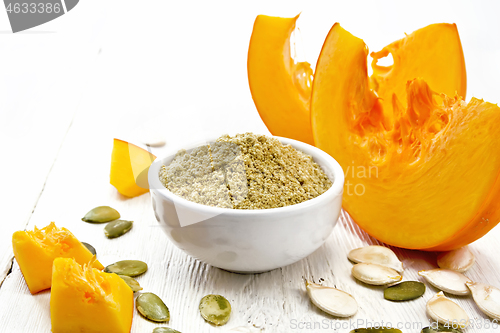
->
[199, 294, 231, 326]
[352, 263, 402, 285]
[418, 269, 472, 295]
[437, 246, 475, 273]
[305, 280, 358, 317]
[136, 292, 170, 322]
[466, 282, 500, 320]
[348, 245, 404, 273]
[426, 292, 469, 328]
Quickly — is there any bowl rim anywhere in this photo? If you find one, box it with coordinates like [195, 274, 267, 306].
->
[148, 135, 344, 217]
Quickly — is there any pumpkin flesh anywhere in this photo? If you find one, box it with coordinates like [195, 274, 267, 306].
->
[311, 24, 500, 250]
[110, 138, 156, 197]
[371, 23, 467, 125]
[12, 222, 104, 294]
[51, 257, 133, 333]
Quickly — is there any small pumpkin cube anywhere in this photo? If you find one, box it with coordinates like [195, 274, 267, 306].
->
[51, 257, 133, 333]
[12, 222, 103, 294]
[110, 138, 156, 198]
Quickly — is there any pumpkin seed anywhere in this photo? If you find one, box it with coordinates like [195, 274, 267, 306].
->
[136, 292, 170, 322]
[437, 246, 475, 273]
[352, 263, 402, 285]
[421, 325, 462, 333]
[199, 294, 231, 326]
[305, 280, 358, 317]
[118, 275, 143, 292]
[82, 242, 96, 256]
[466, 281, 500, 320]
[82, 206, 120, 223]
[418, 269, 472, 295]
[426, 292, 469, 328]
[104, 220, 133, 239]
[349, 329, 402, 333]
[384, 281, 425, 301]
[104, 260, 148, 277]
[153, 328, 181, 333]
[348, 245, 404, 273]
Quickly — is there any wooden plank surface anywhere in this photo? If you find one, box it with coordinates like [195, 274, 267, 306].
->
[1, 1, 500, 332]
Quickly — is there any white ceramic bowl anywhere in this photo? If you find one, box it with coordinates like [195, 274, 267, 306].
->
[148, 136, 344, 273]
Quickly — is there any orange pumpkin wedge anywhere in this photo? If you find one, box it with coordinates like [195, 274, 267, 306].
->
[311, 23, 500, 251]
[12, 222, 104, 294]
[371, 23, 467, 125]
[110, 138, 156, 197]
[248, 14, 314, 145]
[51, 257, 133, 333]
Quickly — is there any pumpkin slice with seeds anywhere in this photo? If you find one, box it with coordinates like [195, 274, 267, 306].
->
[311, 23, 500, 251]
[51, 257, 133, 333]
[12, 222, 104, 294]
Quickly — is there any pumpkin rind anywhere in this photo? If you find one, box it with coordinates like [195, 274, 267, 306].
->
[110, 138, 156, 197]
[50, 257, 133, 333]
[12, 222, 104, 294]
[247, 14, 314, 144]
[311, 24, 500, 250]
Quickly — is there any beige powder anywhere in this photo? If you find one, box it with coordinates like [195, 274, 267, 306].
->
[159, 133, 332, 209]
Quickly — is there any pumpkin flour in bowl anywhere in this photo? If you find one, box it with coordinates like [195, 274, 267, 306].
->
[159, 133, 332, 209]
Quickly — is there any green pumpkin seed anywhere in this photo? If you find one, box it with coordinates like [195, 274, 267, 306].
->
[82, 206, 120, 223]
[136, 292, 170, 322]
[104, 260, 148, 277]
[118, 275, 142, 292]
[199, 294, 231, 326]
[422, 325, 462, 333]
[153, 328, 181, 333]
[384, 281, 426, 301]
[82, 242, 96, 256]
[104, 220, 133, 239]
[350, 329, 403, 333]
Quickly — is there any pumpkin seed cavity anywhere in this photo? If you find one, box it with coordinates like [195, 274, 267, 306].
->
[82, 206, 120, 223]
[352, 263, 402, 285]
[199, 294, 231, 326]
[384, 281, 425, 301]
[82, 242, 96, 256]
[118, 275, 142, 292]
[466, 281, 500, 320]
[348, 246, 404, 273]
[305, 280, 358, 317]
[104, 220, 133, 239]
[104, 260, 148, 277]
[153, 327, 181, 333]
[426, 292, 469, 328]
[421, 325, 462, 333]
[136, 292, 170, 322]
[418, 269, 471, 295]
[437, 246, 475, 273]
